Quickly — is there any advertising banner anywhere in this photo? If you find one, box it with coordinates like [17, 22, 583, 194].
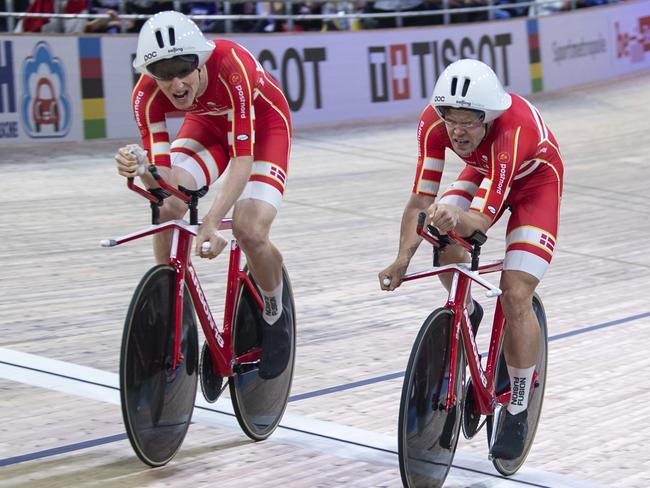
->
[0, 0, 647, 144]
[0, 37, 82, 143]
[538, 1, 650, 91]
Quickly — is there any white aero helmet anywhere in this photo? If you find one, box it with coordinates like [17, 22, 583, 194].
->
[133, 11, 215, 78]
[430, 59, 512, 123]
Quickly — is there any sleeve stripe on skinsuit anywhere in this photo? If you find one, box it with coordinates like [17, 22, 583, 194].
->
[515, 159, 542, 180]
[262, 72, 288, 104]
[145, 86, 171, 163]
[255, 91, 292, 162]
[521, 96, 548, 142]
[444, 179, 479, 198]
[469, 178, 491, 212]
[415, 119, 444, 195]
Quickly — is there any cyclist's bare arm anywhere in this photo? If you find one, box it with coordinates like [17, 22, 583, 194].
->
[379, 193, 435, 290]
[428, 202, 491, 237]
[196, 155, 254, 258]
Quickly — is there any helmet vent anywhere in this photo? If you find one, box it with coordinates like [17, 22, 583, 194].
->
[450, 77, 458, 96]
[168, 27, 176, 46]
[461, 78, 471, 97]
[155, 30, 164, 49]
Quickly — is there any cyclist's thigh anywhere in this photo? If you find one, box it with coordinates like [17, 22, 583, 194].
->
[504, 166, 561, 281]
[170, 114, 229, 188]
[438, 166, 484, 210]
[238, 109, 291, 211]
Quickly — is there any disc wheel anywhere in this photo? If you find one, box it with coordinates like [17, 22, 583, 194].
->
[398, 308, 465, 488]
[488, 293, 548, 475]
[120, 265, 199, 467]
[229, 266, 295, 440]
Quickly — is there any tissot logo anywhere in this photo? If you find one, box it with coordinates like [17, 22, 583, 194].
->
[368, 34, 513, 103]
[615, 15, 650, 63]
[258, 47, 327, 112]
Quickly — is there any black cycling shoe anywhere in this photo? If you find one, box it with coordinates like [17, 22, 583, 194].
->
[469, 300, 483, 336]
[258, 311, 292, 380]
[491, 409, 528, 460]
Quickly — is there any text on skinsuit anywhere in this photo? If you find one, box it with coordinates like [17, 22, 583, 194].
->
[496, 162, 507, 195]
[134, 90, 145, 128]
[187, 265, 224, 347]
[235, 84, 246, 119]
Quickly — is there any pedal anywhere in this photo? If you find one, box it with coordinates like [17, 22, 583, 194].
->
[488, 404, 505, 458]
[232, 360, 260, 375]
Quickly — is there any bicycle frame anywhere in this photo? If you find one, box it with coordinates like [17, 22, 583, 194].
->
[101, 170, 264, 376]
[402, 221, 512, 417]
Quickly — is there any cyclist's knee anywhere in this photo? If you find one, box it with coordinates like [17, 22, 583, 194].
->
[438, 244, 468, 265]
[159, 198, 187, 221]
[500, 286, 533, 324]
[232, 218, 269, 255]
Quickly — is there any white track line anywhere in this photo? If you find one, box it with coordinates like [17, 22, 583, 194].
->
[0, 347, 608, 488]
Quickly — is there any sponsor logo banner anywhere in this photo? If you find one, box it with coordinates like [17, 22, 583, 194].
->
[0, 37, 81, 142]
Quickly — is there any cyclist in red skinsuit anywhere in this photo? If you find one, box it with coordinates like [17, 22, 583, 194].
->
[114, 11, 292, 380]
[379, 59, 564, 460]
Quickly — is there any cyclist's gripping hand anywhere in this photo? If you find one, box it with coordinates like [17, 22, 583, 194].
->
[379, 260, 408, 291]
[195, 220, 228, 260]
[428, 203, 462, 233]
[115, 144, 148, 178]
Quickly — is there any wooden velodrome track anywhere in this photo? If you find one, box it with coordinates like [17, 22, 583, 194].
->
[1, 69, 649, 488]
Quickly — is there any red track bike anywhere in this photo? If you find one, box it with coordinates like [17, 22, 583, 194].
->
[102, 166, 296, 467]
[396, 213, 548, 487]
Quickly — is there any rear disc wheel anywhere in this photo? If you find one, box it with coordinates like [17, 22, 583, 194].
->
[229, 266, 295, 440]
[488, 293, 548, 475]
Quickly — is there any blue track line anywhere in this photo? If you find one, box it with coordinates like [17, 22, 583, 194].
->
[1, 310, 648, 468]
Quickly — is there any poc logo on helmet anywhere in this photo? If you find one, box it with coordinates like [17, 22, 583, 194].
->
[434, 96, 445, 102]
[144, 52, 157, 62]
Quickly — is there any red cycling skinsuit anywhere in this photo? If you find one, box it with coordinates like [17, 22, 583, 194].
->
[413, 94, 564, 280]
[131, 39, 292, 210]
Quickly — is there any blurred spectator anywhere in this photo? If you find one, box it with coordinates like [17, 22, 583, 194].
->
[361, 0, 443, 29]
[528, 0, 569, 16]
[125, 0, 174, 32]
[184, 1, 224, 32]
[492, 0, 528, 19]
[15, 0, 121, 32]
[0, 0, 29, 31]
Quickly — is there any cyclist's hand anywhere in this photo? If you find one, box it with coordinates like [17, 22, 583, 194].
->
[115, 144, 148, 178]
[428, 203, 461, 233]
[379, 260, 408, 291]
[196, 223, 227, 259]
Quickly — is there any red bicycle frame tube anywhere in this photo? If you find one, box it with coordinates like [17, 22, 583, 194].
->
[402, 224, 508, 415]
[104, 175, 265, 376]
